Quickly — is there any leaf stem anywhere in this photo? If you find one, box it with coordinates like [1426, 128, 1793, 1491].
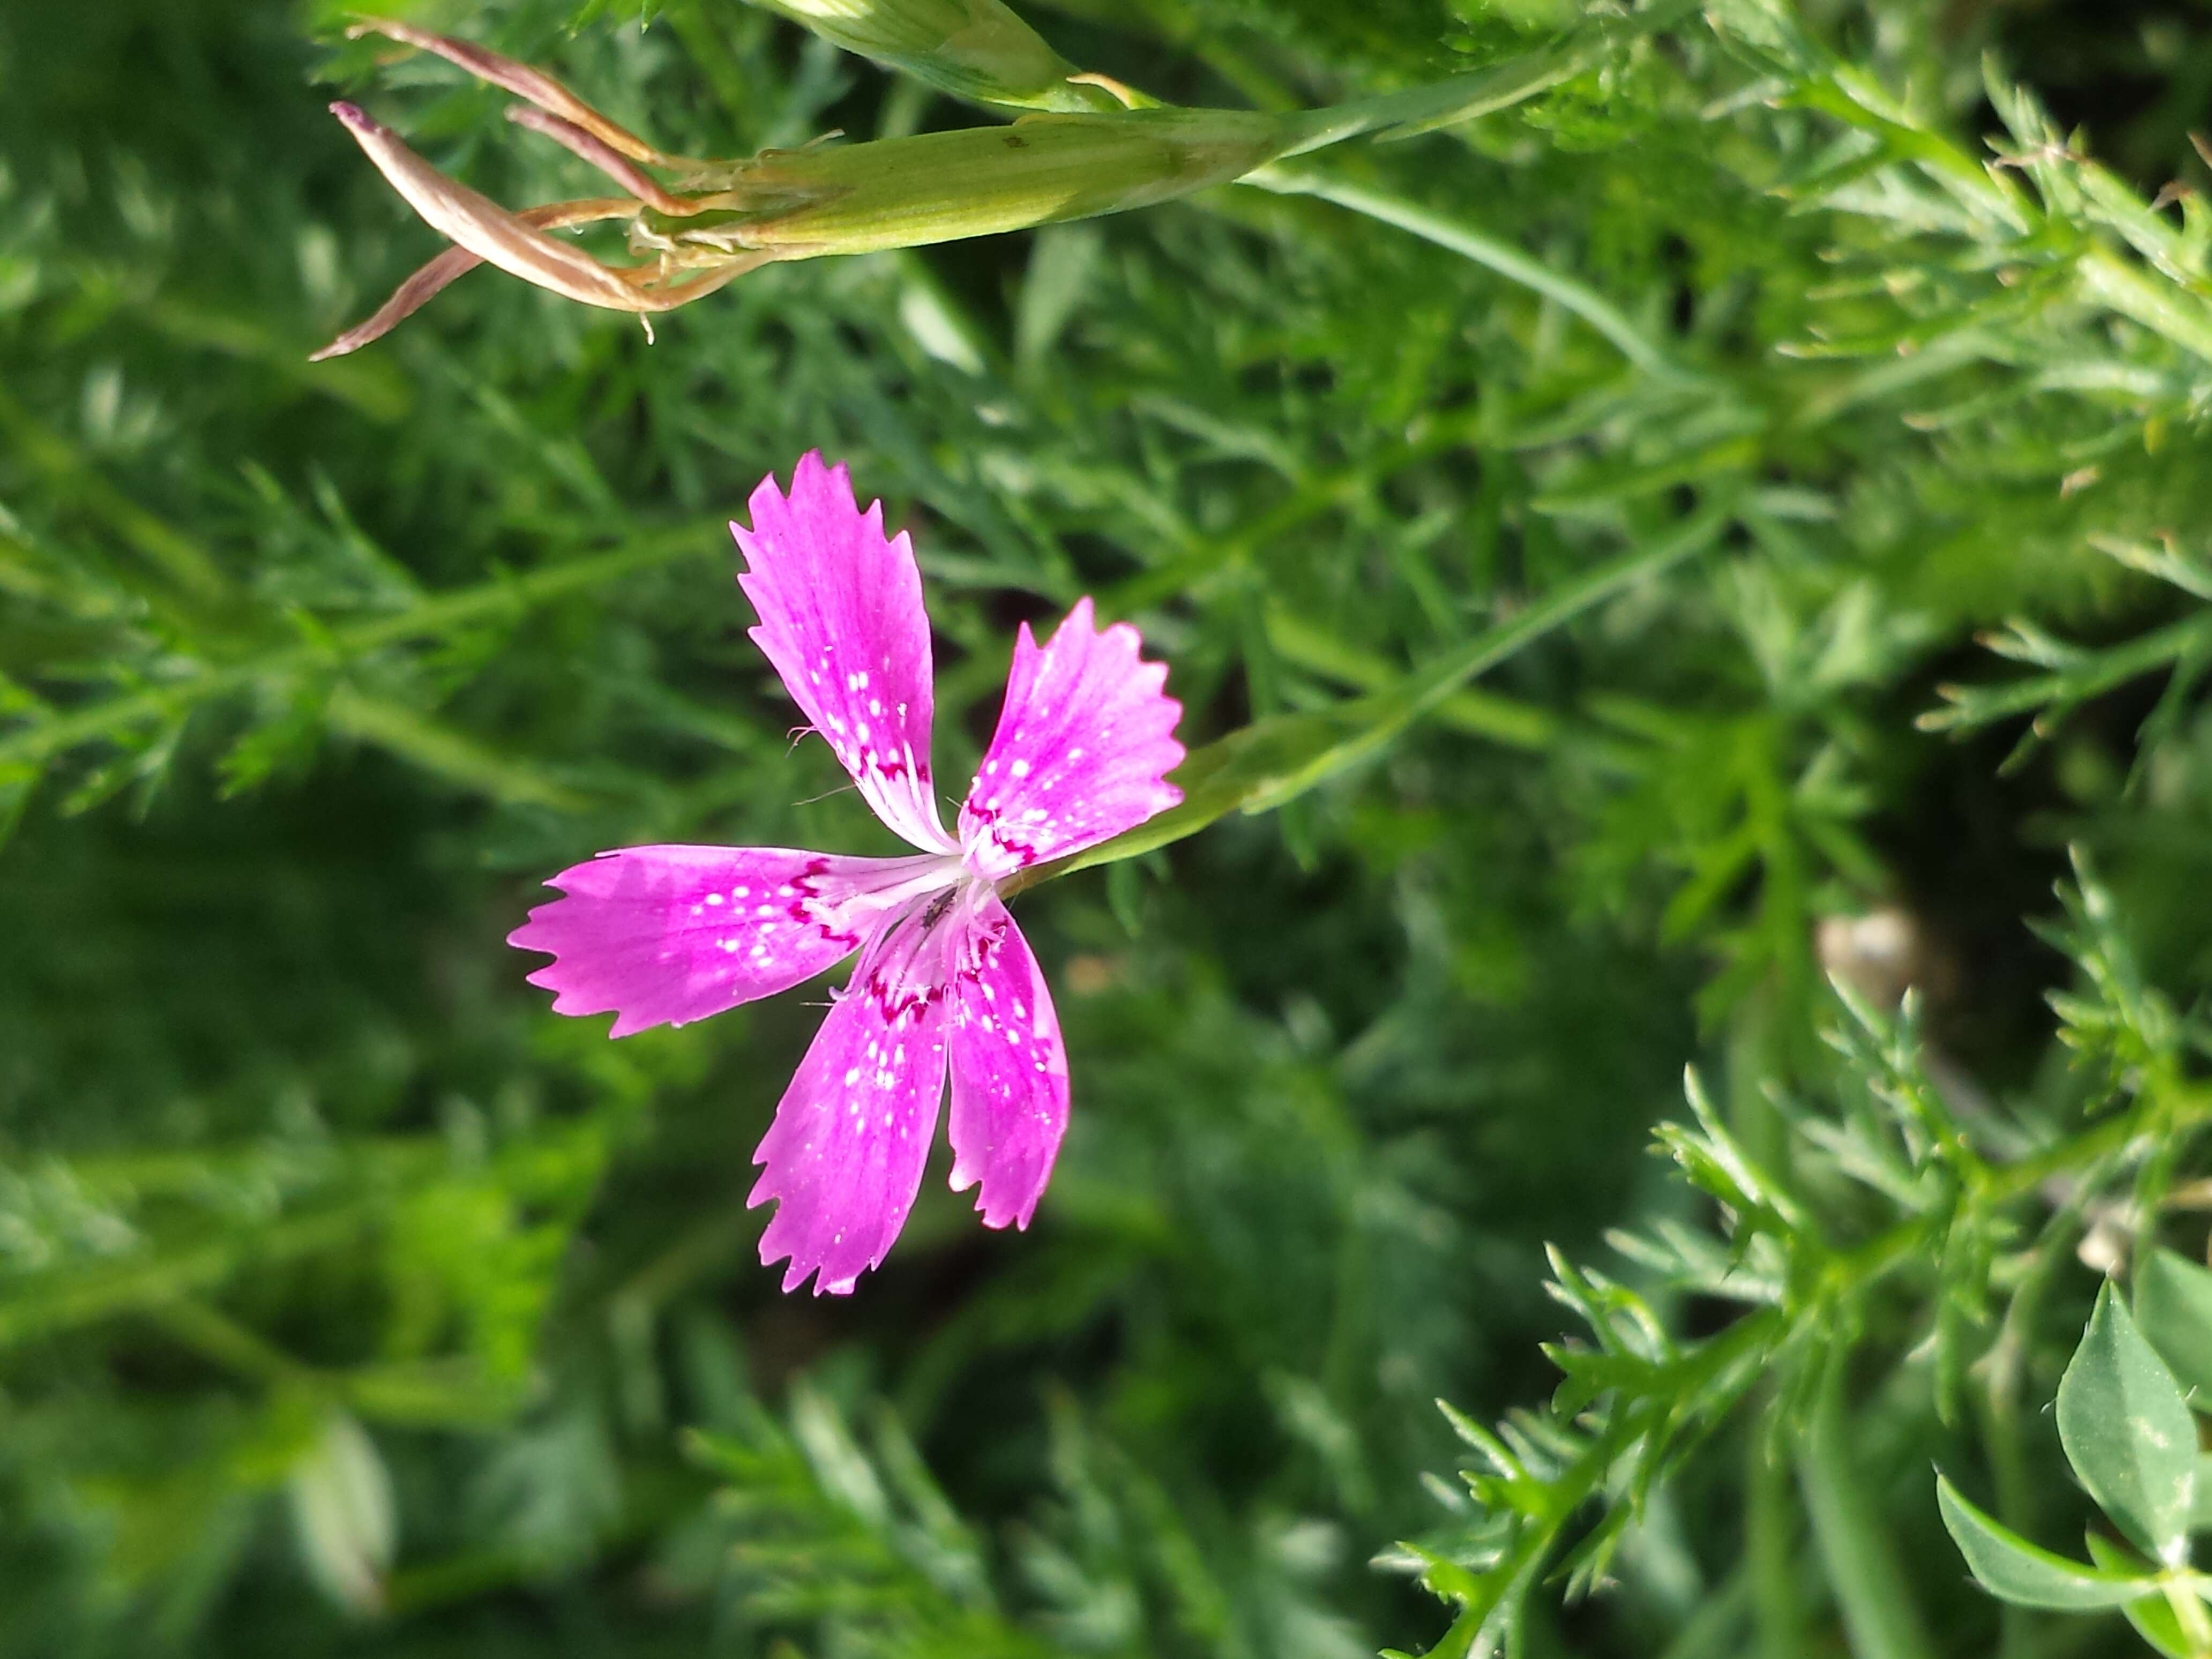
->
[0, 524, 719, 771]
[1245, 168, 1693, 382]
[1029, 500, 1730, 884]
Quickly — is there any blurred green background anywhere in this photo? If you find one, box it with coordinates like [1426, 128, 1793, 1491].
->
[4, 1, 2212, 1655]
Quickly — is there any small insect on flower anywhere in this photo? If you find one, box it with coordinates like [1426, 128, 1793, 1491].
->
[509, 455, 1184, 1294]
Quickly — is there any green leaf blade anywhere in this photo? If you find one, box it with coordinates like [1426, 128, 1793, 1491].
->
[1935, 1475, 2158, 1610]
[2057, 1283, 2200, 1566]
[2139, 1247, 2212, 1404]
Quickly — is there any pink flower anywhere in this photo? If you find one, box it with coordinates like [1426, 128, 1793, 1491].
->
[509, 454, 1184, 1294]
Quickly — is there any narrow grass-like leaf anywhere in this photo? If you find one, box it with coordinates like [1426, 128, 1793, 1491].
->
[1800, 1368, 1936, 1659]
[1040, 504, 1727, 880]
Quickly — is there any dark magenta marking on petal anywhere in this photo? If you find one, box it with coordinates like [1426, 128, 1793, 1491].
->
[958, 597, 1183, 877]
[508, 845, 956, 1038]
[946, 898, 1068, 1231]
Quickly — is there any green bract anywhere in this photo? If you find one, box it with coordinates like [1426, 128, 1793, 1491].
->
[313, 6, 1678, 355]
[642, 109, 1292, 257]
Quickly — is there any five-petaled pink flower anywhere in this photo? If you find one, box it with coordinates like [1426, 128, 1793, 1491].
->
[509, 453, 1184, 1294]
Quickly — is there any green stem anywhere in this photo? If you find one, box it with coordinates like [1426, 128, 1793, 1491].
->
[324, 684, 596, 813]
[0, 1205, 376, 1350]
[1245, 168, 1691, 381]
[152, 1298, 316, 1385]
[1262, 603, 1556, 750]
[2079, 250, 2212, 367]
[1276, 0, 1703, 152]
[1798, 1355, 1939, 1659]
[1028, 499, 1730, 883]
[0, 522, 718, 771]
[1406, 504, 1725, 718]
[2165, 1576, 2212, 1657]
[0, 384, 236, 606]
[1923, 612, 2212, 731]
[1748, 1422, 1803, 1659]
[1976, 1207, 2084, 1659]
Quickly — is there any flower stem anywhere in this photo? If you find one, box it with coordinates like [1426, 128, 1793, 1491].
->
[1244, 168, 1694, 382]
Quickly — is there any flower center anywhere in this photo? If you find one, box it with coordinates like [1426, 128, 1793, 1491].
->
[848, 871, 988, 1016]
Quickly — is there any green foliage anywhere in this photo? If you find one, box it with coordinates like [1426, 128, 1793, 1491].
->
[1935, 1478, 2150, 1613]
[5, 0, 2212, 1656]
[2140, 1247, 2212, 1400]
[2056, 1285, 2198, 1566]
[1400, 856, 2212, 1655]
[1938, 1283, 2212, 1648]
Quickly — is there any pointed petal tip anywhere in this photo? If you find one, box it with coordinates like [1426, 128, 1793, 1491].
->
[510, 845, 923, 1044]
[749, 963, 951, 1297]
[745, 451, 871, 532]
[783, 450, 866, 520]
[330, 100, 374, 132]
[960, 1183, 1039, 1232]
[757, 1239, 857, 1297]
[958, 598, 1184, 869]
[731, 455, 949, 850]
[948, 1157, 1041, 1230]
